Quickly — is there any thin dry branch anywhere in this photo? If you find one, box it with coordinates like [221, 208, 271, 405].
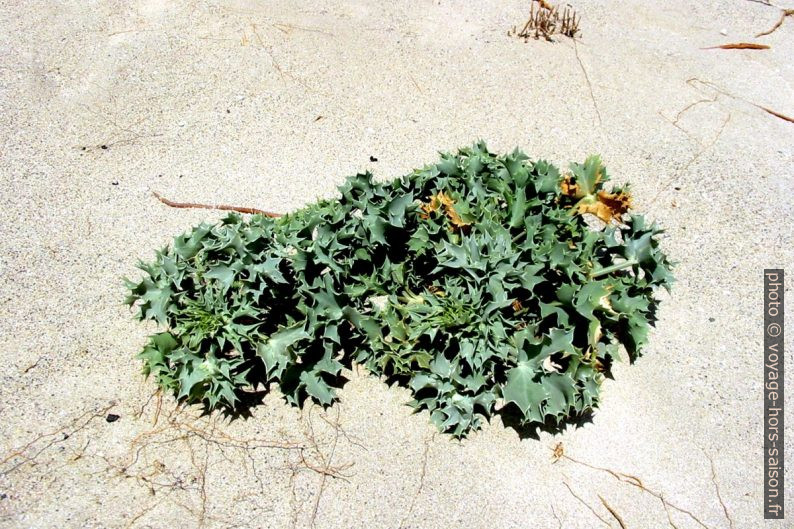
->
[21, 358, 40, 373]
[573, 38, 602, 125]
[3, 402, 325, 529]
[562, 480, 611, 527]
[557, 450, 712, 529]
[661, 495, 681, 529]
[550, 504, 563, 528]
[755, 9, 794, 37]
[153, 191, 282, 217]
[756, 105, 794, 124]
[658, 93, 720, 145]
[307, 407, 350, 528]
[706, 453, 734, 529]
[673, 96, 719, 127]
[653, 111, 731, 202]
[318, 410, 368, 451]
[686, 77, 793, 125]
[282, 407, 356, 528]
[0, 403, 115, 476]
[598, 495, 628, 529]
[399, 433, 434, 529]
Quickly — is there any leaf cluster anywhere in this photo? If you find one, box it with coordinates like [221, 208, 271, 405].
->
[126, 143, 672, 437]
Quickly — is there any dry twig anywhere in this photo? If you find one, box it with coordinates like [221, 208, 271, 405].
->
[152, 191, 282, 217]
[755, 9, 794, 37]
[686, 77, 793, 125]
[0, 403, 115, 476]
[553, 446, 713, 529]
[399, 433, 434, 529]
[706, 453, 734, 529]
[756, 105, 794, 123]
[598, 495, 628, 529]
[511, 1, 580, 41]
[573, 38, 602, 125]
[562, 480, 611, 527]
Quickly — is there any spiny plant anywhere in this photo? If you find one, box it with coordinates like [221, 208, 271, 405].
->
[125, 142, 673, 437]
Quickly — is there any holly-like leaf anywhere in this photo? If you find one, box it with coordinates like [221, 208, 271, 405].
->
[300, 371, 335, 406]
[541, 374, 576, 417]
[256, 323, 309, 378]
[502, 362, 547, 422]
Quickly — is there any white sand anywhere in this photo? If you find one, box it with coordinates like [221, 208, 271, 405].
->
[1, 0, 792, 527]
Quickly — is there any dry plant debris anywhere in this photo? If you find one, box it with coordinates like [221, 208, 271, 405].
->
[419, 191, 471, 230]
[509, 1, 581, 41]
[560, 170, 632, 223]
[550, 443, 741, 529]
[756, 8, 794, 37]
[702, 42, 770, 49]
[152, 191, 282, 217]
[0, 397, 358, 528]
[598, 495, 627, 529]
[757, 104, 794, 124]
[682, 77, 794, 126]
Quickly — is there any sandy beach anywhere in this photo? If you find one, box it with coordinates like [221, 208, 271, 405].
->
[1, 0, 792, 527]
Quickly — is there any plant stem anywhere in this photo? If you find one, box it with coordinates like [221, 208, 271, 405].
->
[152, 191, 282, 217]
[590, 259, 638, 278]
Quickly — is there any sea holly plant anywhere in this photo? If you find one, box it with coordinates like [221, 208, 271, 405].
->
[125, 143, 673, 437]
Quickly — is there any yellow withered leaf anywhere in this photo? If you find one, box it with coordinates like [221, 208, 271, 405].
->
[575, 190, 632, 223]
[420, 191, 471, 229]
[560, 174, 581, 198]
[551, 442, 564, 463]
[561, 175, 632, 223]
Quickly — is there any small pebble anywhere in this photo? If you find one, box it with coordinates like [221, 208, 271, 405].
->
[106, 413, 120, 423]
[720, 29, 728, 36]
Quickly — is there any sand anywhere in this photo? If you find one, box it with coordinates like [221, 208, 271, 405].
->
[1, 0, 792, 527]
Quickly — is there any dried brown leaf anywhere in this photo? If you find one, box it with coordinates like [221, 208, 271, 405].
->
[574, 191, 632, 223]
[703, 42, 770, 50]
[551, 442, 564, 463]
[561, 173, 631, 223]
[420, 191, 471, 229]
[560, 174, 580, 197]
